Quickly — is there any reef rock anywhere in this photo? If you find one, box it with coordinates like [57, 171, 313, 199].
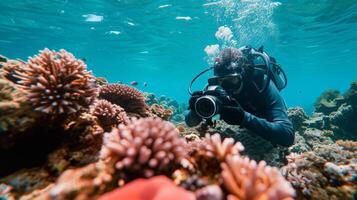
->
[288, 107, 309, 131]
[281, 140, 357, 200]
[314, 90, 344, 115]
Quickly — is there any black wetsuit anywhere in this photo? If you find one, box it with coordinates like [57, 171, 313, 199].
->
[185, 80, 294, 147]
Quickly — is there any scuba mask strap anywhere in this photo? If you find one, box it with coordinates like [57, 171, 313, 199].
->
[188, 67, 214, 95]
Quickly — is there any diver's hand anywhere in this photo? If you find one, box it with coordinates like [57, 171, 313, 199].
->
[188, 91, 203, 110]
[220, 104, 245, 125]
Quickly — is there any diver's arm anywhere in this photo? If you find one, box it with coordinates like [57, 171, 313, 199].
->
[241, 82, 294, 147]
[184, 110, 203, 127]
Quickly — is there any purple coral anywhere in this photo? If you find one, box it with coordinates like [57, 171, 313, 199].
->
[16, 48, 98, 115]
[99, 117, 186, 179]
[99, 84, 149, 117]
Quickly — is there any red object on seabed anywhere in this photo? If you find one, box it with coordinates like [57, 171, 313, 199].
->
[99, 176, 195, 200]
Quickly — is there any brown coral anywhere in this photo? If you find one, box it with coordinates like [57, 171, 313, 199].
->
[44, 162, 114, 200]
[90, 99, 128, 131]
[188, 133, 244, 176]
[221, 156, 295, 200]
[149, 103, 173, 120]
[99, 84, 149, 117]
[281, 142, 357, 199]
[0, 76, 35, 133]
[99, 117, 186, 180]
[0, 57, 26, 83]
[15, 48, 98, 115]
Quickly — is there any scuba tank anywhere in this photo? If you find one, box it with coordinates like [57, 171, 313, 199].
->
[239, 45, 288, 92]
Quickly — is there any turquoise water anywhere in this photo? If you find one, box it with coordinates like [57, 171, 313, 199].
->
[1, 0, 357, 113]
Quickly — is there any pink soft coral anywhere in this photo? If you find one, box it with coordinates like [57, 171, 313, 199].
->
[100, 117, 186, 180]
[221, 156, 295, 200]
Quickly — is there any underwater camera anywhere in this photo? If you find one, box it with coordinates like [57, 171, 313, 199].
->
[194, 75, 242, 119]
[194, 86, 223, 119]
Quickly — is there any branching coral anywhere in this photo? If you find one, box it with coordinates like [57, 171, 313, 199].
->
[16, 48, 98, 115]
[281, 141, 357, 199]
[188, 133, 244, 176]
[90, 99, 128, 131]
[99, 84, 149, 117]
[221, 156, 295, 200]
[99, 117, 186, 180]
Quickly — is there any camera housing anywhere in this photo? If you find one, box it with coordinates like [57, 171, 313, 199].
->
[195, 95, 221, 119]
[193, 85, 227, 119]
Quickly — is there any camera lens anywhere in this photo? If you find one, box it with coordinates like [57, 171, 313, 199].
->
[195, 96, 218, 119]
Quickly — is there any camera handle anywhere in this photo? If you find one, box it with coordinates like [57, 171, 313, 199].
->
[188, 67, 214, 95]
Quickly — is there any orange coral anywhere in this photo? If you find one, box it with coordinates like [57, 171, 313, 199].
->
[16, 48, 98, 115]
[99, 84, 149, 117]
[221, 156, 295, 200]
[100, 117, 186, 180]
[90, 99, 128, 131]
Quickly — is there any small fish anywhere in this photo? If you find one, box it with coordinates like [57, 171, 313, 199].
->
[130, 81, 138, 86]
[144, 82, 148, 87]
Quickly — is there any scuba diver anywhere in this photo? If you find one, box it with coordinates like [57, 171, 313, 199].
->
[185, 46, 294, 147]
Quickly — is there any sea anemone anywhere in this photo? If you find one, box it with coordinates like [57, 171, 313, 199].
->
[188, 133, 244, 176]
[16, 48, 98, 115]
[221, 156, 295, 200]
[99, 84, 149, 117]
[99, 117, 186, 180]
[89, 99, 128, 131]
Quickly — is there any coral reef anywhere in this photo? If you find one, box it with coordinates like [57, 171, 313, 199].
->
[281, 141, 357, 200]
[0, 75, 35, 134]
[144, 92, 187, 123]
[314, 90, 343, 115]
[89, 99, 128, 131]
[149, 103, 173, 121]
[288, 107, 308, 131]
[99, 117, 186, 181]
[0, 56, 26, 83]
[99, 83, 149, 117]
[44, 161, 114, 200]
[16, 48, 98, 115]
[2, 50, 356, 200]
[188, 133, 244, 176]
[221, 156, 295, 200]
